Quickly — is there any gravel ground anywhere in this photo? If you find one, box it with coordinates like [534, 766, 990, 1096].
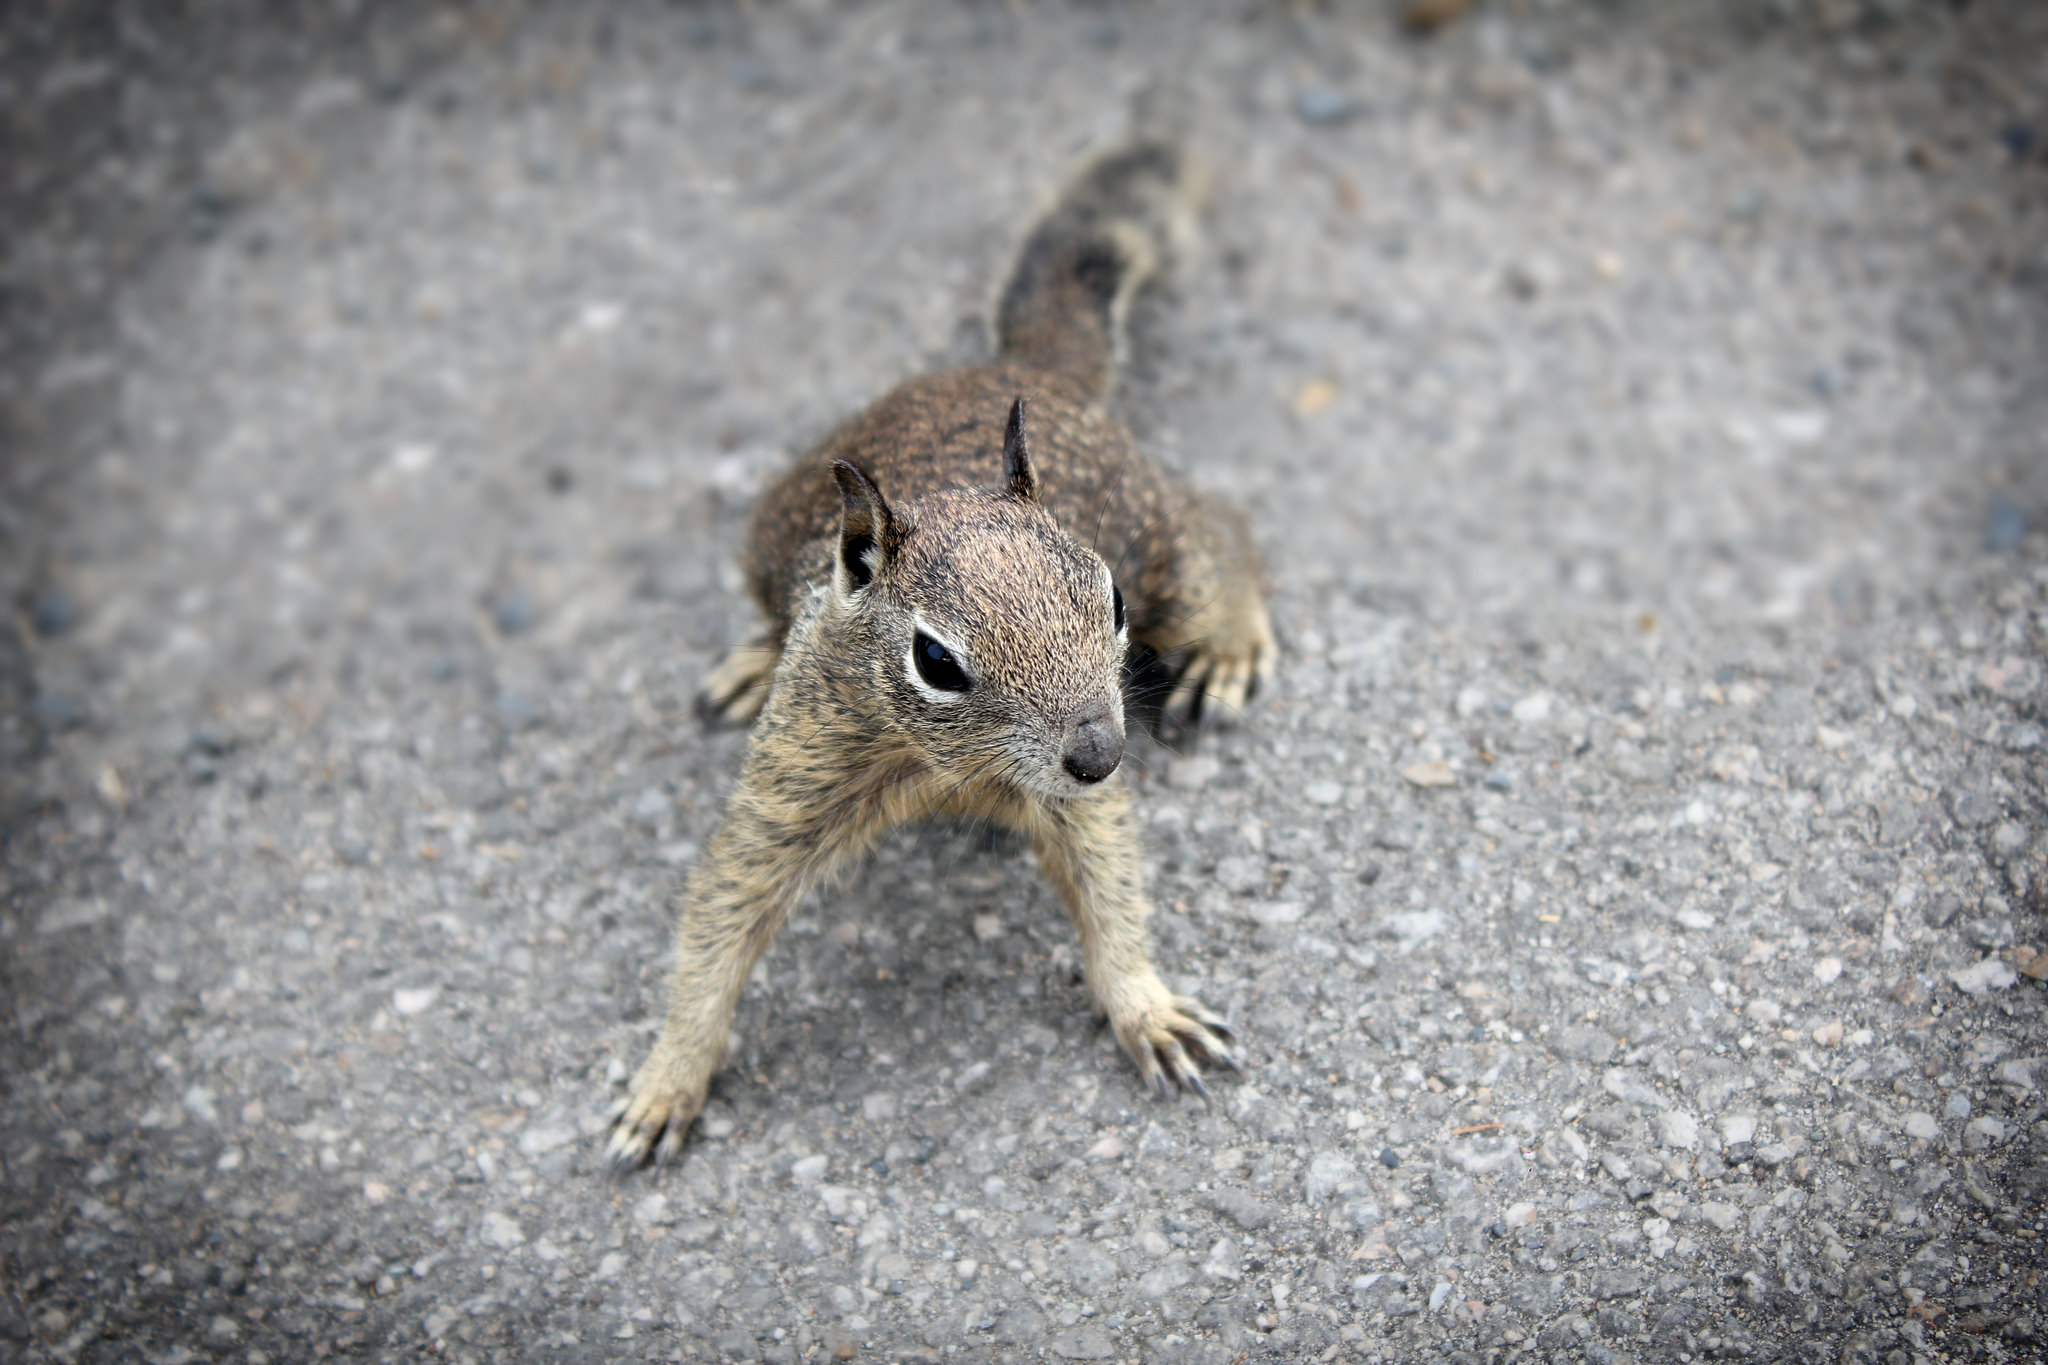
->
[4, 2, 2047, 1362]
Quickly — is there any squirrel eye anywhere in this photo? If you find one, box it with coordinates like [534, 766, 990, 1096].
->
[1111, 584, 1126, 634]
[912, 631, 972, 692]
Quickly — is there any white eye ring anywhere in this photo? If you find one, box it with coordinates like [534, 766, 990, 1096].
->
[904, 615, 972, 701]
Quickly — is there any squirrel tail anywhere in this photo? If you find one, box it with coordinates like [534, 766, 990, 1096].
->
[994, 142, 1206, 401]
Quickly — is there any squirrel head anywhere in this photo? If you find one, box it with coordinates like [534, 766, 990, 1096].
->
[828, 399, 1128, 799]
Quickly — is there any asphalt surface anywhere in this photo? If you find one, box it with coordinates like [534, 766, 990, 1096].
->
[3, 2, 2046, 1363]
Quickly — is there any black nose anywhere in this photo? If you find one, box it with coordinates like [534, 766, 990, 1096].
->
[1061, 713, 1125, 784]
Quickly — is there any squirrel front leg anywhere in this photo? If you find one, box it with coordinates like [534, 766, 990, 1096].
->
[1023, 783, 1240, 1100]
[606, 739, 901, 1170]
[605, 814, 798, 1171]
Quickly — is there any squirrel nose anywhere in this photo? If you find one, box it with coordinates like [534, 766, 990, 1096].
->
[1061, 712, 1125, 785]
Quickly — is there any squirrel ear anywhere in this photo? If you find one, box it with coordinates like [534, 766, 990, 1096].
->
[1002, 397, 1040, 504]
[830, 459, 896, 593]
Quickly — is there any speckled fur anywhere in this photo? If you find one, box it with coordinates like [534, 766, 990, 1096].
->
[610, 143, 1271, 1170]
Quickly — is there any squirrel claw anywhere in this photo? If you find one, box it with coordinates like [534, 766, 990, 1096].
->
[1156, 1036, 1214, 1108]
[1116, 990, 1242, 1106]
[605, 1113, 685, 1175]
[696, 640, 781, 727]
[1157, 666, 1211, 741]
[1156, 643, 1271, 743]
[604, 1128, 652, 1177]
[605, 1066, 709, 1175]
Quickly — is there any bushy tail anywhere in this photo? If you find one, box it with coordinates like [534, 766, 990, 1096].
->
[994, 142, 1206, 401]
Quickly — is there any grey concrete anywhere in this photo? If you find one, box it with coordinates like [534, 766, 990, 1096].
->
[4, 2, 2045, 1362]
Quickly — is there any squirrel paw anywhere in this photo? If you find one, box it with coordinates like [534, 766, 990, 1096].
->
[1110, 990, 1242, 1105]
[694, 640, 781, 727]
[1156, 611, 1275, 742]
[604, 1059, 709, 1174]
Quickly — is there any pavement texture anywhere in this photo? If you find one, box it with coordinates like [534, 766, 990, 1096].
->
[3, 2, 2047, 1362]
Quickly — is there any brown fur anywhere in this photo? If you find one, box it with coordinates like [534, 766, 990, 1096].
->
[609, 143, 1274, 1170]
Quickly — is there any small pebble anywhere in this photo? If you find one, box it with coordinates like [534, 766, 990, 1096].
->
[190, 725, 233, 756]
[1901, 1112, 1939, 1141]
[30, 588, 76, 637]
[1951, 958, 2018, 994]
[1292, 87, 1357, 127]
[1377, 1147, 1400, 1168]
[1965, 918, 2014, 950]
[1963, 1116, 2006, 1150]
[1202, 1238, 1241, 1281]
[1294, 379, 1338, 416]
[1813, 957, 1843, 986]
[493, 589, 537, 635]
[493, 691, 542, 729]
[1977, 656, 2038, 699]
[1812, 1021, 1844, 1047]
[1986, 494, 2027, 552]
[33, 691, 84, 729]
[1249, 900, 1304, 926]
[1216, 855, 1266, 895]
[1402, 0, 1476, 34]
[1372, 823, 1416, 851]
[1655, 1110, 1700, 1151]
[1400, 760, 1455, 789]
[479, 1211, 524, 1249]
[1700, 1202, 1742, 1232]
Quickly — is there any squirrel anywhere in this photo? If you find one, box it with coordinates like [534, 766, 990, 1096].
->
[607, 143, 1277, 1170]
